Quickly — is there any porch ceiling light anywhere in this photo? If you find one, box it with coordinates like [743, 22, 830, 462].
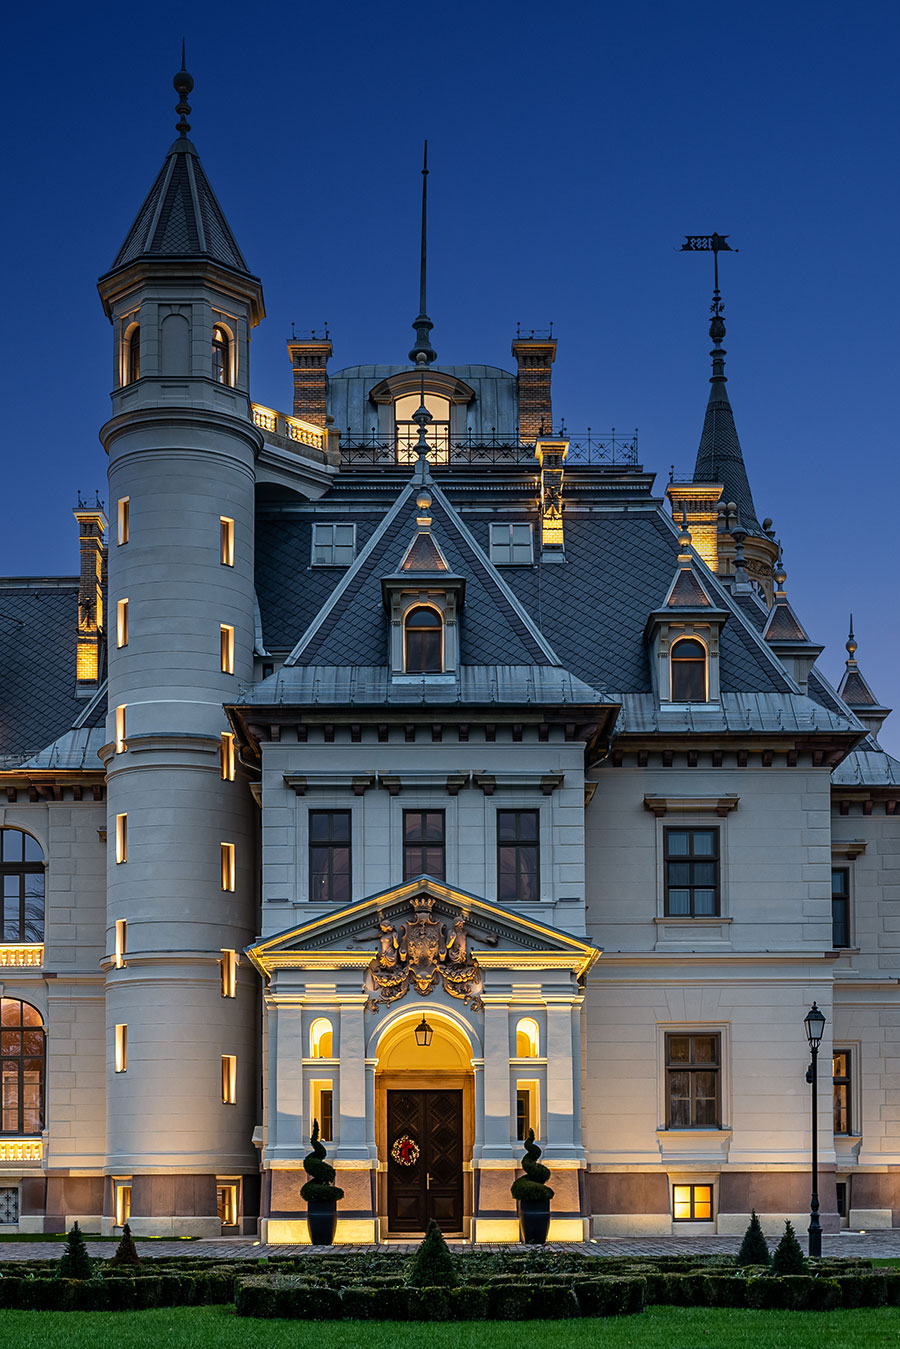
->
[414, 1014, 434, 1048]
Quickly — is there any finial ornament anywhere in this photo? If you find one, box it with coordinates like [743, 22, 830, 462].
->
[774, 554, 787, 594]
[173, 41, 194, 137]
[409, 141, 437, 366]
[846, 614, 858, 664]
[681, 233, 738, 371]
[411, 373, 433, 482]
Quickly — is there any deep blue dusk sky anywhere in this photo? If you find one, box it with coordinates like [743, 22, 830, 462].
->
[2, 1, 898, 752]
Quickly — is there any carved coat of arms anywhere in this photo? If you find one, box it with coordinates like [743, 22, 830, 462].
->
[365, 895, 487, 1012]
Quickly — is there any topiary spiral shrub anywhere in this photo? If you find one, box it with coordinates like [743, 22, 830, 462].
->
[510, 1129, 554, 1203]
[300, 1119, 345, 1203]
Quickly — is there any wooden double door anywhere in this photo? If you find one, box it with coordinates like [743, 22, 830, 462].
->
[386, 1089, 463, 1234]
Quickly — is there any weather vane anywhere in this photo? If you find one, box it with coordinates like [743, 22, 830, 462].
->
[681, 234, 737, 316]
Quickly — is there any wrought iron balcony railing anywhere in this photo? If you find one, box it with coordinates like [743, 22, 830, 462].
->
[340, 428, 639, 469]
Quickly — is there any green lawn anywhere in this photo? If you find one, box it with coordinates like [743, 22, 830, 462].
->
[2, 1305, 900, 1348]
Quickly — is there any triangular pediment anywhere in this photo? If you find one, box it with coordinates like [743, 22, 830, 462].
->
[246, 876, 599, 977]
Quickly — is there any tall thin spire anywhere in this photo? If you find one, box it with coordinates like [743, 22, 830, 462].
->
[682, 234, 760, 533]
[409, 142, 437, 366]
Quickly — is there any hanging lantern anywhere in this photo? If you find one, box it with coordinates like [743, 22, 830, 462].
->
[414, 1014, 433, 1047]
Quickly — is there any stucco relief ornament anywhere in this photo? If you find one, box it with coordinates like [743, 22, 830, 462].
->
[365, 895, 485, 1012]
[391, 1134, 420, 1166]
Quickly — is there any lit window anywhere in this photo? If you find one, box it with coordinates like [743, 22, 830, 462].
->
[403, 811, 445, 881]
[404, 606, 442, 673]
[114, 1182, 132, 1227]
[220, 949, 237, 999]
[115, 1024, 127, 1073]
[212, 326, 232, 385]
[670, 638, 707, 702]
[833, 1050, 852, 1134]
[516, 1081, 539, 1141]
[217, 1182, 239, 1228]
[312, 523, 356, 567]
[497, 810, 540, 902]
[115, 705, 127, 754]
[666, 1034, 720, 1128]
[832, 868, 850, 948]
[114, 919, 127, 970]
[312, 1080, 334, 1142]
[309, 1018, 334, 1059]
[664, 829, 719, 917]
[0, 998, 44, 1133]
[220, 732, 236, 782]
[490, 523, 534, 566]
[673, 1183, 713, 1221]
[309, 812, 351, 903]
[0, 828, 45, 943]
[221, 1054, 237, 1104]
[115, 815, 128, 865]
[515, 1017, 540, 1058]
[220, 517, 234, 567]
[117, 598, 129, 648]
[117, 497, 130, 546]
[394, 392, 450, 463]
[220, 624, 235, 674]
[220, 843, 235, 893]
[127, 326, 140, 384]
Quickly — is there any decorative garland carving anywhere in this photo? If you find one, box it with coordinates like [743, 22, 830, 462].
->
[365, 894, 485, 1012]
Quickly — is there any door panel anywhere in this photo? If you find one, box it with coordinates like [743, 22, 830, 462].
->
[387, 1089, 463, 1234]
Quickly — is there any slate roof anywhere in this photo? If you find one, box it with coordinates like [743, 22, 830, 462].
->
[108, 137, 249, 274]
[832, 749, 900, 786]
[839, 668, 879, 708]
[764, 596, 811, 642]
[693, 353, 761, 533]
[239, 664, 603, 708]
[614, 691, 858, 736]
[0, 582, 96, 766]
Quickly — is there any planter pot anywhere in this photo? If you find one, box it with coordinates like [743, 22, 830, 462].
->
[518, 1199, 551, 1245]
[307, 1201, 338, 1246]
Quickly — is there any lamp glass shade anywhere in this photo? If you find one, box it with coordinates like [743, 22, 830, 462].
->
[804, 1002, 826, 1049]
[414, 1015, 433, 1048]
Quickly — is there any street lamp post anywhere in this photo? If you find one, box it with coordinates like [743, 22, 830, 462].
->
[803, 1002, 826, 1258]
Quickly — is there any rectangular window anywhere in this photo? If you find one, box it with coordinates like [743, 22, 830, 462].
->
[516, 1081, 539, 1141]
[115, 1024, 127, 1073]
[666, 1033, 720, 1128]
[309, 811, 351, 903]
[836, 1181, 848, 1219]
[114, 919, 127, 969]
[403, 810, 446, 882]
[220, 948, 237, 998]
[664, 828, 719, 917]
[220, 624, 235, 675]
[115, 814, 128, 865]
[832, 867, 850, 948]
[220, 517, 235, 567]
[497, 810, 540, 902]
[833, 1050, 852, 1134]
[220, 843, 235, 893]
[221, 1055, 237, 1104]
[116, 598, 129, 648]
[217, 1182, 239, 1227]
[115, 704, 127, 754]
[114, 1182, 132, 1227]
[312, 522, 357, 567]
[489, 522, 534, 565]
[312, 1081, 334, 1142]
[117, 497, 129, 546]
[673, 1183, 713, 1221]
[220, 732, 236, 782]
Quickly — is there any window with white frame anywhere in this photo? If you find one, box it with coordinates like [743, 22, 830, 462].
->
[312, 523, 356, 567]
[490, 522, 534, 565]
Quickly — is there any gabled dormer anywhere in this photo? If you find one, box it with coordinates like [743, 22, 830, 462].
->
[381, 491, 465, 677]
[646, 516, 728, 706]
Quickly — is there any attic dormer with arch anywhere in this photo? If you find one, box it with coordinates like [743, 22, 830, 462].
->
[646, 518, 728, 707]
[381, 491, 465, 677]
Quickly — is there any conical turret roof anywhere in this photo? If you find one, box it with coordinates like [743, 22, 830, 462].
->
[692, 302, 760, 533]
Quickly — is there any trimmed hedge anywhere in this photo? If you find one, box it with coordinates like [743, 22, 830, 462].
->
[0, 1268, 237, 1311]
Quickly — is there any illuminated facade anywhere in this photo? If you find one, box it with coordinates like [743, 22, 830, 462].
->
[0, 68, 898, 1240]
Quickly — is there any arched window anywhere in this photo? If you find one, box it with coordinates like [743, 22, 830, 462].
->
[671, 637, 707, 702]
[0, 998, 44, 1135]
[394, 392, 450, 463]
[310, 1018, 333, 1059]
[127, 326, 140, 383]
[0, 829, 44, 943]
[404, 607, 442, 674]
[515, 1017, 540, 1058]
[212, 325, 232, 385]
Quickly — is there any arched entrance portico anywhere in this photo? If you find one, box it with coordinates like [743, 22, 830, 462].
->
[372, 1008, 476, 1238]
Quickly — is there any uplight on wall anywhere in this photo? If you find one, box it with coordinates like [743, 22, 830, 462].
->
[221, 1054, 237, 1104]
[220, 843, 235, 892]
[220, 624, 235, 674]
[114, 919, 127, 969]
[116, 598, 129, 648]
[115, 814, 128, 865]
[115, 705, 127, 754]
[117, 497, 130, 546]
[220, 732, 236, 782]
[220, 949, 237, 998]
[220, 517, 234, 567]
[115, 1023, 128, 1073]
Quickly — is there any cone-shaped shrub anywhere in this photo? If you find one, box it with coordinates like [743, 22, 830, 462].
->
[56, 1221, 93, 1280]
[300, 1120, 345, 1203]
[510, 1129, 554, 1203]
[736, 1210, 770, 1267]
[771, 1219, 807, 1275]
[110, 1221, 141, 1267]
[407, 1218, 458, 1287]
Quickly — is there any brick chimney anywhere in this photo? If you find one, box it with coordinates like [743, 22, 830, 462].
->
[512, 335, 557, 441]
[73, 498, 107, 695]
[288, 337, 332, 427]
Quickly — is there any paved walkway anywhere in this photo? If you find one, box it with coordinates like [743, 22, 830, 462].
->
[2, 1230, 900, 1261]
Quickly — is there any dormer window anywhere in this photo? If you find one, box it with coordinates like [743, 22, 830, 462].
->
[395, 393, 450, 464]
[127, 326, 140, 383]
[404, 606, 442, 673]
[671, 637, 707, 702]
[212, 325, 232, 385]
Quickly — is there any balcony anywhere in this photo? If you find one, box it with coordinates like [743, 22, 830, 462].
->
[0, 1138, 42, 1163]
[251, 405, 327, 455]
[339, 427, 640, 469]
[0, 945, 43, 968]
